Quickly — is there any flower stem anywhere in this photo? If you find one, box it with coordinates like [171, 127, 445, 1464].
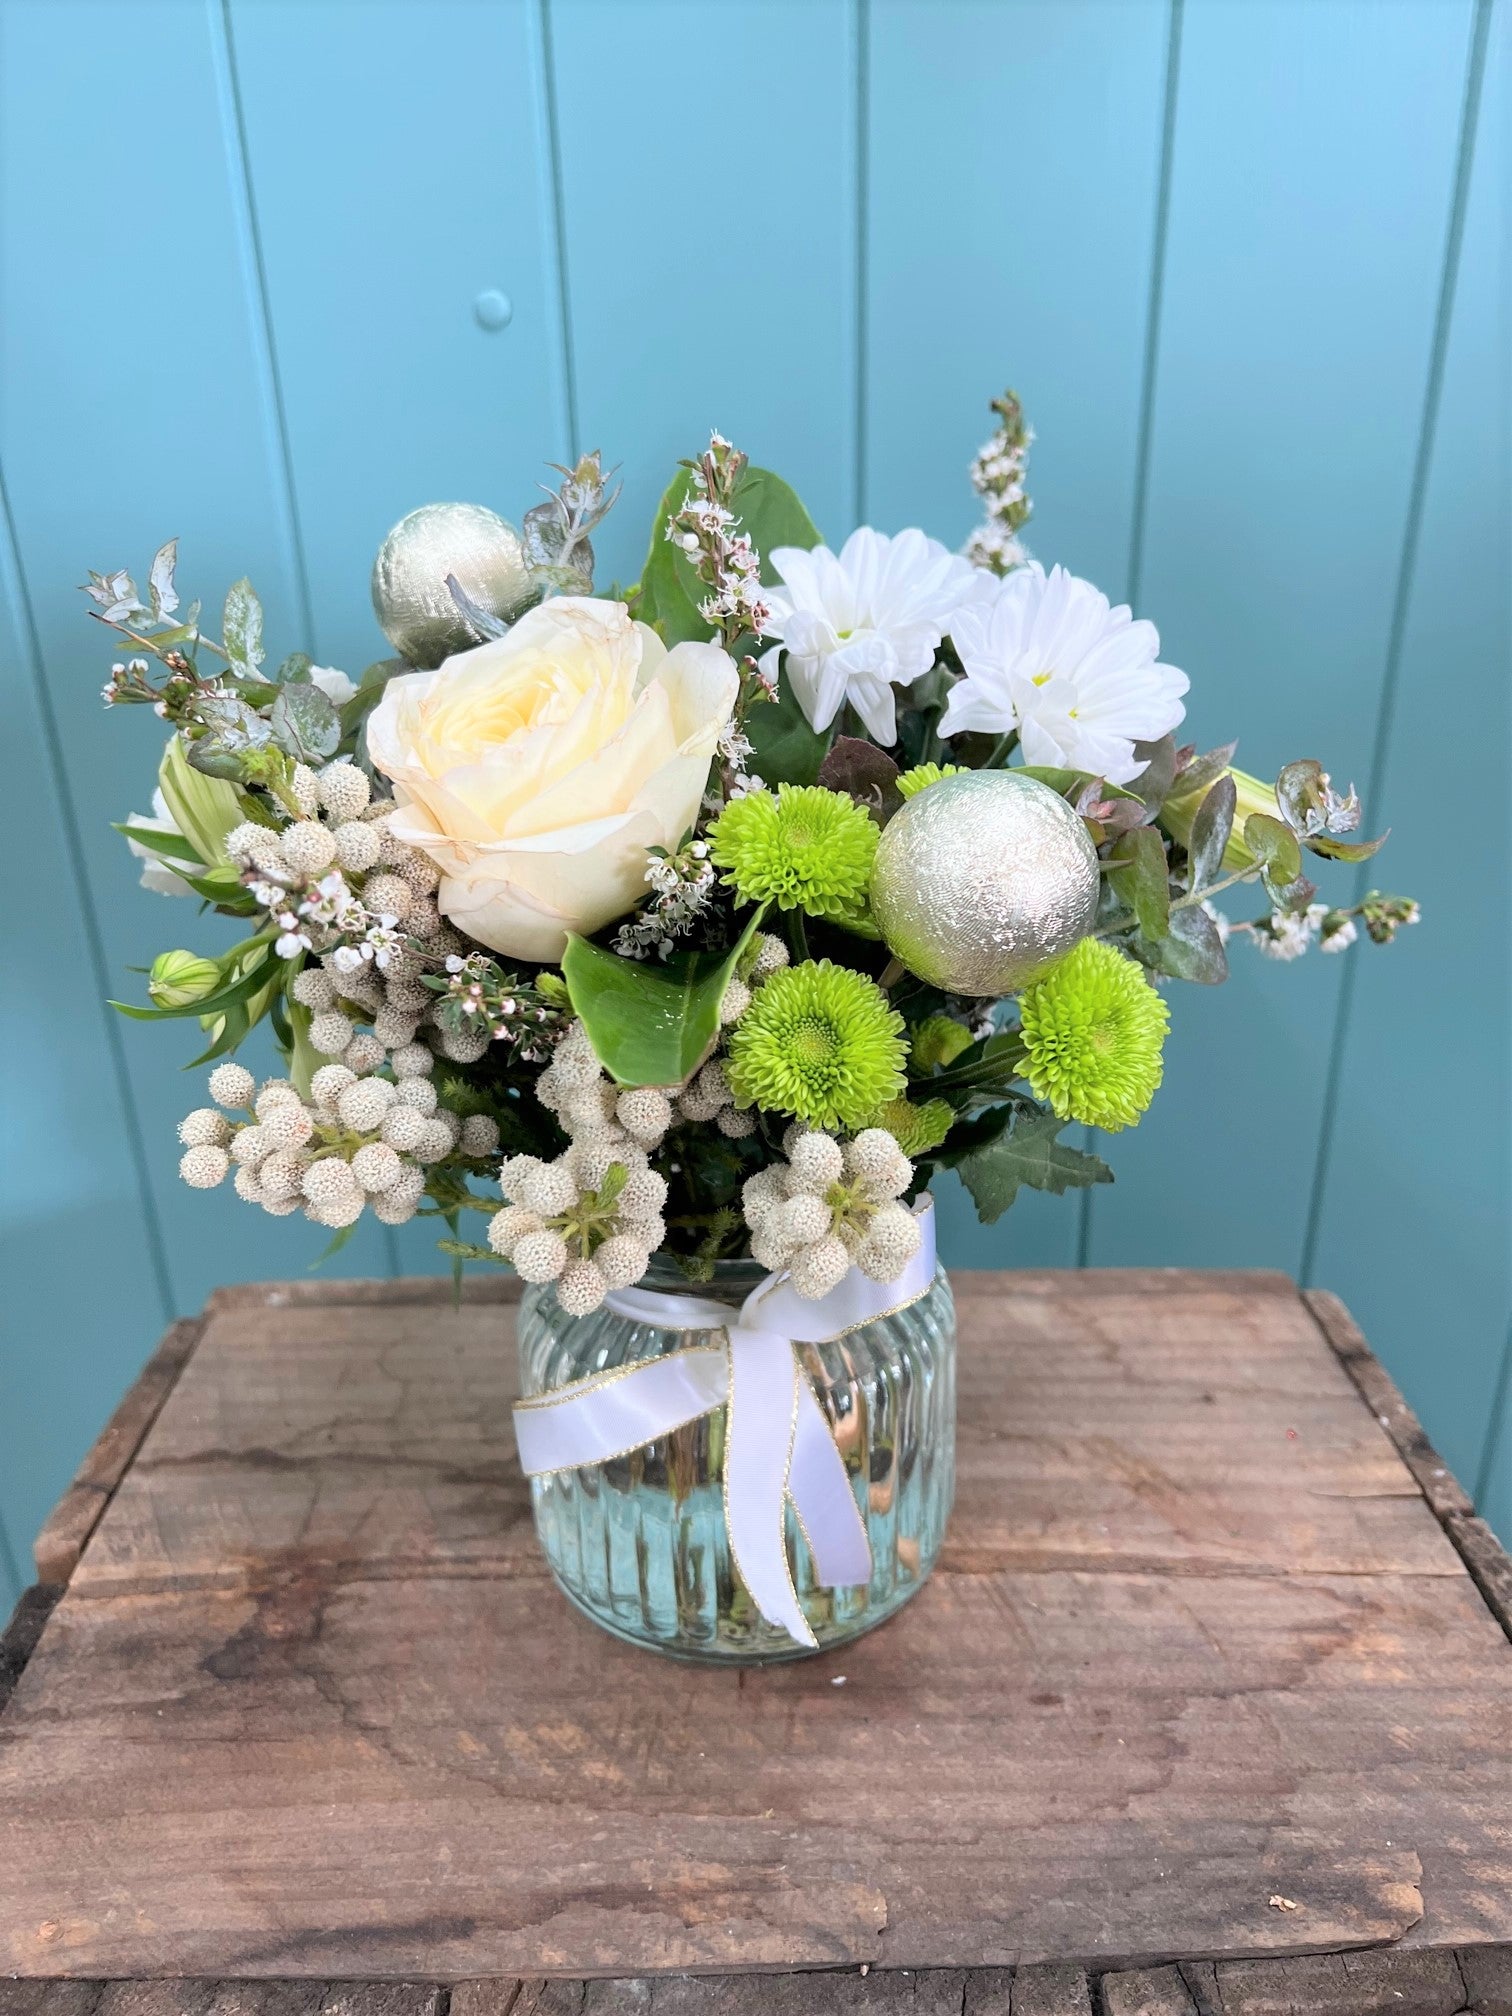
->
[986, 728, 1018, 768]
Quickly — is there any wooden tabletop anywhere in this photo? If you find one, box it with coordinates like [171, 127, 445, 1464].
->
[1, 1270, 1509, 2016]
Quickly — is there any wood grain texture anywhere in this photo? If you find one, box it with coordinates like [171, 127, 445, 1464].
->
[0, 1274, 1508, 1982]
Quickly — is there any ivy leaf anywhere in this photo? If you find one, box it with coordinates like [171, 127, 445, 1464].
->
[222, 577, 264, 677]
[563, 908, 765, 1087]
[1108, 824, 1171, 942]
[270, 680, 340, 763]
[1188, 773, 1237, 891]
[148, 539, 180, 621]
[1150, 903, 1229, 984]
[955, 1106, 1113, 1223]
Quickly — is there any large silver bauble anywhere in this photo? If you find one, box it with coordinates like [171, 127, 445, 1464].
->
[871, 770, 1100, 995]
[371, 502, 534, 668]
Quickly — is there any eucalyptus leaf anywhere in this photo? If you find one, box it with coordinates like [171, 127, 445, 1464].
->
[222, 577, 264, 676]
[1109, 824, 1171, 941]
[447, 571, 513, 642]
[1173, 741, 1238, 801]
[563, 909, 765, 1087]
[148, 539, 180, 621]
[1188, 773, 1237, 891]
[817, 736, 902, 820]
[1151, 903, 1229, 984]
[955, 1106, 1113, 1222]
[1276, 758, 1327, 836]
[275, 652, 313, 684]
[1129, 734, 1178, 811]
[270, 680, 340, 763]
[1303, 827, 1389, 864]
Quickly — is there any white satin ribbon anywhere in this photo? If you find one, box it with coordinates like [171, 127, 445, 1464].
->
[513, 1198, 937, 1648]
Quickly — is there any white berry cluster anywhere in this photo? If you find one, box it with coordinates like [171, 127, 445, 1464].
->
[175, 1052, 499, 1230]
[225, 761, 487, 1068]
[484, 1020, 672, 1313]
[741, 1126, 922, 1300]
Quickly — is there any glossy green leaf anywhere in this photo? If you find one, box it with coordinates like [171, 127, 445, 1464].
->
[563, 909, 764, 1087]
[744, 676, 829, 785]
[113, 820, 202, 864]
[637, 462, 821, 647]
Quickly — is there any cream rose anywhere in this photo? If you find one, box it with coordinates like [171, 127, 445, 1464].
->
[367, 597, 738, 962]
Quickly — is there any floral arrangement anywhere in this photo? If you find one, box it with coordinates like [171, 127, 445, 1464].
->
[93, 389, 1416, 1310]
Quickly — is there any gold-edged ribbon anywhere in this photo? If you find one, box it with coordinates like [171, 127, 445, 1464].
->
[513, 1198, 937, 1647]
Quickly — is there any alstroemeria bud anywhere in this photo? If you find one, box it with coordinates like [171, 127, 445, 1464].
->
[1160, 767, 1277, 872]
[148, 949, 222, 1008]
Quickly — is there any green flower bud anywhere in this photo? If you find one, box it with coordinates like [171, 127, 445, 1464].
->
[1160, 766, 1277, 872]
[149, 950, 223, 1008]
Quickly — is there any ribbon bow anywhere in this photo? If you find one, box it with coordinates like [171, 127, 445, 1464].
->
[513, 1199, 936, 1647]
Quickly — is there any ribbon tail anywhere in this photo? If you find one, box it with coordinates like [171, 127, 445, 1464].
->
[789, 1374, 873, 1592]
[724, 1327, 816, 1649]
[513, 1345, 729, 1476]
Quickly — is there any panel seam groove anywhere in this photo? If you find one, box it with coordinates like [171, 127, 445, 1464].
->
[1080, 0, 1184, 1272]
[1300, 0, 1495, 1293]
[534, 0, 580, 463]
[850, 0, 871, 525]
[0, 463, 176, 1323]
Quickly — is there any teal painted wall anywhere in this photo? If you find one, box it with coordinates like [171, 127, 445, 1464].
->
[1, 0, 1507, 1606]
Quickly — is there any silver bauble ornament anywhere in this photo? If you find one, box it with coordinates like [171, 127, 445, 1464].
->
[871, 770, 1100, 995]
[371, 502, 535, 668]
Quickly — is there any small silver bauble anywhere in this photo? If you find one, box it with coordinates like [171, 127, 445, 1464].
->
[870, 769, 1100, 995]
[371, 502, 535, 668]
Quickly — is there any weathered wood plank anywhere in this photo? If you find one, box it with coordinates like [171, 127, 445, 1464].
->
[32, 1316, 203, 1585]
[1459, 1946, 1512, 2015]
[1208, 1948, 1467, 2016]
[0, 1580, 60, 1714]
[0, 1275, 1507, 1981]
[1101, 1967, 1200, 2016]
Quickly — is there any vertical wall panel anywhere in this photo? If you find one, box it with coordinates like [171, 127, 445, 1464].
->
[1308, 0, 1507, 1492]
[226, 0, 569, 1271]
[0, 0, 394, 1568]
[547, 0, 859, 586]
[866, 0, 1171, 1266]
[1087, 0, 1477, 1275]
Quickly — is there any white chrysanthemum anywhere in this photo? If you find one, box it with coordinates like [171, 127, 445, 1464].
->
[940, 563, 1189, 787]
[381, 1104, 429, 1152]
[317, 761, 370, 821]
[460, 1113, 501, 1157]
[179, 1144, 230, 1189]
[351, 1141, 404, 1194]
[338, 1077, 396, 1132]
[332, 820, 381, 874]
[513, 1228, 569, 1283]
[760, 528, 977, 744]
[291, 967, 336, 1011]
[309, 1010, 354, 1058]
[281, 821, 337, 878]
[208, 1062, 256, 1110]
[178, 1108, 231, 1149]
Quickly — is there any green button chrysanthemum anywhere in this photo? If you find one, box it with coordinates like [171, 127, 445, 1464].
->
[710, 784, 878, 921]
[1017, 937, 1170, 1132]
[896, 762, 966, 799]
[726, 959, 907, 1132]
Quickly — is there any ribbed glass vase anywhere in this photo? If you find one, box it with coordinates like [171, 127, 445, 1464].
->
[517, 1239, 956, 1663]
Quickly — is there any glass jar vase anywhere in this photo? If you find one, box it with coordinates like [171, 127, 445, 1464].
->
[516, 1242, 956, 1663]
